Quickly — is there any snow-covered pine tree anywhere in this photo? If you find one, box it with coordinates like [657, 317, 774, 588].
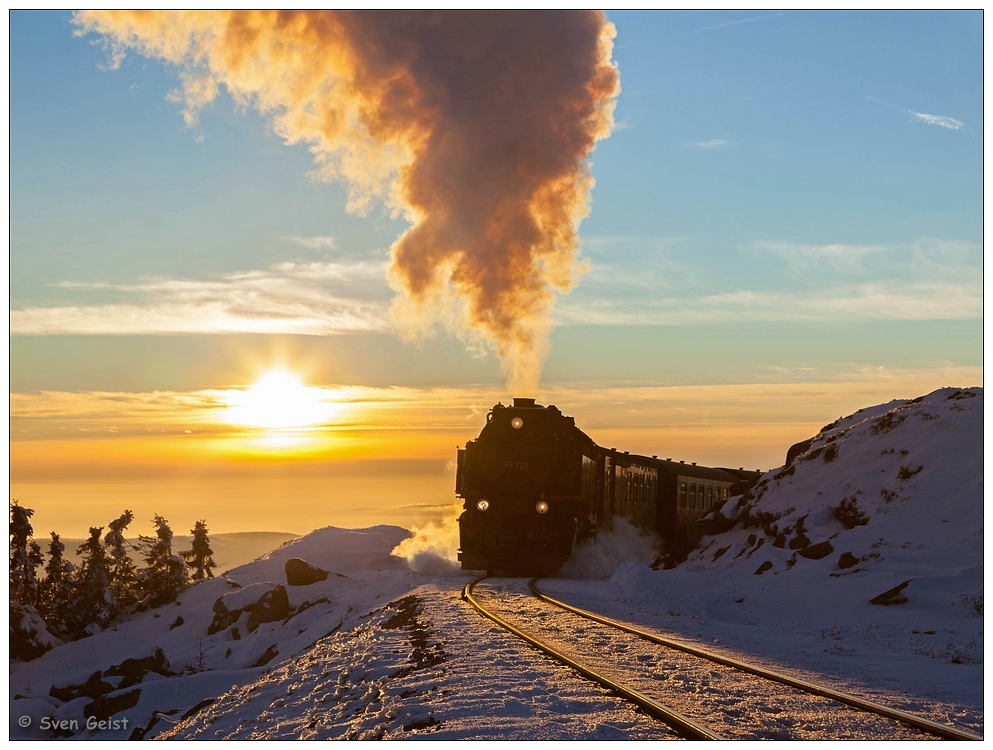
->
[104, 509, 139, 613]
[138, 515, 188, 608]
[9, 501, 43, 606]
[182, 519, 216, 581]
[75, 526, 115, 635]
[38, 532, 76, 640]
[9, 502, 57, 660]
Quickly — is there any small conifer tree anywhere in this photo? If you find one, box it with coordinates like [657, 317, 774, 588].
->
[104, 510, 139, 613]
[39, 532, 76, 640]
[10, 501, 43, 606]
[75, 527, 114, 634]
[139, 515, 188, 608]
[182, 520, 216, 581]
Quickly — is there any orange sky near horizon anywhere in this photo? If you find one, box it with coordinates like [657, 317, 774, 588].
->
[11, 367, 981, 539]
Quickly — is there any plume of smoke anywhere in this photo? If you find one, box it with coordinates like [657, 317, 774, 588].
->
[557, 518, 658, 579]
[391, 504, 464, 576]
[73, 11, 620, 392]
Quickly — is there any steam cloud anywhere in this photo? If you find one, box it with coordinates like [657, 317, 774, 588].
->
[391, 504, 463, 576]
[74, 11, 620, 392]
[558, 517, 658, 579]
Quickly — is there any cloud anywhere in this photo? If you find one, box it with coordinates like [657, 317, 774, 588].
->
[753, 241, 887, 274]
[694, 139, 730, 149]
[688, 13, 785, 35]
[285, 235, 337, 250]
[11, 261, 391, 336]
[555, 280, 981, 327]
[555, 235, 982, 327]
[868, 96, 965, 130]
[910, 112, 965, 130]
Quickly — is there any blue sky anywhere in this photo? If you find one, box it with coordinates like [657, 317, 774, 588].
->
[8, 11, 983, 534]
[11, 11, 981, 388]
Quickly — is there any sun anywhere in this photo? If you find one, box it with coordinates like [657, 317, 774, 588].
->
[225, 371, 335, 430]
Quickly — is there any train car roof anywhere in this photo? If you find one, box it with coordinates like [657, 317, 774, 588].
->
[604, 450, 743, 482]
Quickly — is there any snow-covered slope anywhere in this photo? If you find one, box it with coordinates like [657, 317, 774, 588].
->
[547, 385, 983, 730]
[683, 384, 983, 649]
[9, 387, 983, 739]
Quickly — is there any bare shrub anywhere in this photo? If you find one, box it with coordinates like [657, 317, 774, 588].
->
[833, 495, 869, 529]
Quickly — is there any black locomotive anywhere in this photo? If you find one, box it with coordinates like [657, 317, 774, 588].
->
[456, 398, 760, 573]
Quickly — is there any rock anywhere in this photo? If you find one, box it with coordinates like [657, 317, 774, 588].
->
[250, 644, 280, 667]
[246, 585, 290, 632]
[49, 671, 111, 702]
[870, 579, 912, 606]
[84, 689, 141, 720]
[837, 551, 860, 570]
[285, 558, 330, 586]
[784, 437, 815, 467]
[210, 583, 291, 635]
[105, 647, 171, 684]
[208, 601, 242, 635]
[754, 560, 773, 575]
[797, 540, 834, 560]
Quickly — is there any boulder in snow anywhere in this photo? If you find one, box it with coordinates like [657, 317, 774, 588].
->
[285, 557, 330, 586]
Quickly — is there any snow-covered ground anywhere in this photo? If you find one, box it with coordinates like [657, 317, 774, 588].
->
[9, 387, 983, 740]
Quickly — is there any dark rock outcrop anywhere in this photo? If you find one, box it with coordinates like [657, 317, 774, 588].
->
[870, 579, 912, 606]
[246, 585, 290, 632]
[209, 584, 291, 635]
[84, 688, 141, 720]
[797, 540, 834, 560]
[285, 558, 330, 586]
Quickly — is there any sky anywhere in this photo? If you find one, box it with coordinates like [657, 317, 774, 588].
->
[9, 11, 983, 538]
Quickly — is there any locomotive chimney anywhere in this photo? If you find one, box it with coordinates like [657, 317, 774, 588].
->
[513, 397, 537, 408]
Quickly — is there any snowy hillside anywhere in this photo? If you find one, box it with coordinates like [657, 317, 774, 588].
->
[9, 387, 983, 739]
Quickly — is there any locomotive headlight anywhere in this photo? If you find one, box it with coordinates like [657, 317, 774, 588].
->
[476, 499, 490, 512]
[535, 500, 549, 514]
[511, 417, 524, 429]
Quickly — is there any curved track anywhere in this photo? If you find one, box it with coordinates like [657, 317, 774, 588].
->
[530, 578, 981, 741]
[464, 576, 982, 741]
[462, 576, 721, 740]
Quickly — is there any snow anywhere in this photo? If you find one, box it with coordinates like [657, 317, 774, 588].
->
[9, 387, 983, 740]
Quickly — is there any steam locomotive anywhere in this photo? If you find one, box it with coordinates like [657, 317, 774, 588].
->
[456, 398, 760, 573]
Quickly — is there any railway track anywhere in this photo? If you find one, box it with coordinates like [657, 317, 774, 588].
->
[463, 576, 982, 741]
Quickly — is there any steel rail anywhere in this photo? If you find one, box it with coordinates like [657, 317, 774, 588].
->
[462, 576, 724, 741]
[530, 578, 982, 742]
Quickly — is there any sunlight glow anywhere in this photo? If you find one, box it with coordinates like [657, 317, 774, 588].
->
[224, 371, 338, 430]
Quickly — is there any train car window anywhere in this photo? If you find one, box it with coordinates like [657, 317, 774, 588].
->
[679, 482, 687, 508]
[689, 483, 696, 510]
[707, 485, 714, 508]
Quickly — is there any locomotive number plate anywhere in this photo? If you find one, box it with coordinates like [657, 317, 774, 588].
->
[504, 460, 529, 470]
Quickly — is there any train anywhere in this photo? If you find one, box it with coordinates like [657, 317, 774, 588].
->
[456, 398, 761, 573]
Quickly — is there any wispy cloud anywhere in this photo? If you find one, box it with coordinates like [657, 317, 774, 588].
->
[909, 112, 965, 130]
[693, 139, 731, 150]
[11, 261, 392, 336]
[555, 280, 981, 327]
[285, 235, 337, 250]
[753, 241, 887, 274]
[869, 96, 965, 130]
[688, 13, 785, 35]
